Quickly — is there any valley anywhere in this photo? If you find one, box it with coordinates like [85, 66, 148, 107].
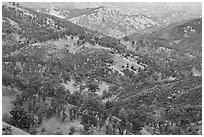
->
[2, 2, 202, 135]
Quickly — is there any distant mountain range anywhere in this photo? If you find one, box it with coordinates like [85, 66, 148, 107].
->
[17, 2, 201, 38]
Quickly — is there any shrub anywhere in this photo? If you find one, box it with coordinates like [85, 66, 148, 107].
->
[9, 107, 34, 131]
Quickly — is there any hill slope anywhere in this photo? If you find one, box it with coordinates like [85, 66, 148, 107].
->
[2, 2, 202, 135]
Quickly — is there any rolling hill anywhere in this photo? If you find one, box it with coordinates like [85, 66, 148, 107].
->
[18, 2, 201, 39]
[2, 2, 202, 135]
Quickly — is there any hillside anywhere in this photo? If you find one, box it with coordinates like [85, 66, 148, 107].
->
[2, 2, 202, 135]
[19, 2, 201, 39]
[121, 17, 202, 78]
[68, 7, 158, 38]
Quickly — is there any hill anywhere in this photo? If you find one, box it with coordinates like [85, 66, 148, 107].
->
[2, 2, 202, 135]
[18, 2, 201, 39]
